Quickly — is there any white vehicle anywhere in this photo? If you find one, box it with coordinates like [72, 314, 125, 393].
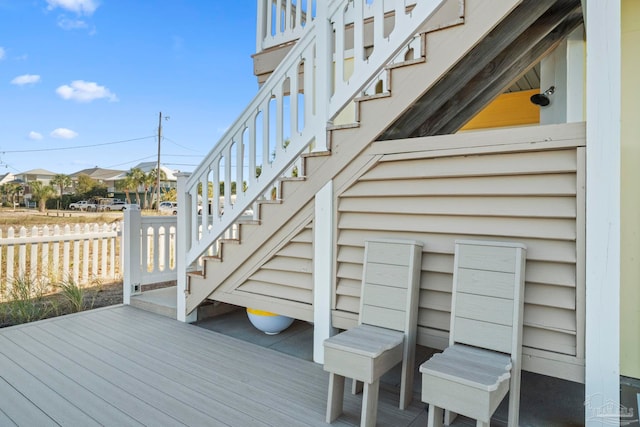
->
[69, 200, 96, 211]
[158, 201, 178, 215]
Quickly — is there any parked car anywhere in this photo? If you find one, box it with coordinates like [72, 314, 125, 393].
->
[159, 201, 178, 215]
[100, 200, 127, 211]
[69, 200, 96, 211]
[121, 203, 140, 211]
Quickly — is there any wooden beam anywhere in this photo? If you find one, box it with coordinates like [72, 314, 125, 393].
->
[430, 10, 583, 135]
[414, 2, 582, 136]
[379, 0, 559, 141]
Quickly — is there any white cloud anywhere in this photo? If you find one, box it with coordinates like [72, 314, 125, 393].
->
[56, 80, 118, 103]
[46, 0, 99, 15]
[50, 128, 78, 139]
[57, 15, 88, 30]
[0, 47, 5, 60]
[11, 74, 41, 85]
[28, 131, 43, 140]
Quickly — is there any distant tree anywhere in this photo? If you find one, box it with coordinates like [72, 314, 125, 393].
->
[30, 181, 57, 212]
[127, 168, 145, 205]
[162, 188, 177, 202]
[148, 168, 167, 208]
[51, 174, 72, 197]
[116, 173, 138, 204]
[3, 182, 23, 210]
[75, 174, 97, 195]
[141, 171, 156, 209]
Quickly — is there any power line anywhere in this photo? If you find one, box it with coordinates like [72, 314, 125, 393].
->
[0, 136, 155, 154]
[163, 136, 202, 153]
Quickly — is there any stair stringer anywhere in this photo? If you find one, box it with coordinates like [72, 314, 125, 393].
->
[185, 0, 522, 315]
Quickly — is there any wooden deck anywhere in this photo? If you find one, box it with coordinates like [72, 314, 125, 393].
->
[0, 305, 426, 426]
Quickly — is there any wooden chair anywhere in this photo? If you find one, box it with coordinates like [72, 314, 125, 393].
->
[419, 240, 526, 427]
[323, 239, 423, 427]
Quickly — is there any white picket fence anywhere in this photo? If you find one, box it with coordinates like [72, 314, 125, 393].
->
[0, 222, 121, 297]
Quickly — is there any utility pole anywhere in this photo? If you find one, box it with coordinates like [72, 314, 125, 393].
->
[156, 112, 163, 212]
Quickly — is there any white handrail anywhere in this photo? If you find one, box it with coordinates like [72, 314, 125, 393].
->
[181, 0, 443, 268]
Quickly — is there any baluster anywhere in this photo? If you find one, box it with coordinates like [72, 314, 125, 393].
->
[274, 82, 284, 162]
[92, 224, 99, 279]
[200, 172, 209, 237]
[6, 228, 15, 291]
[73, 224, 80, 285]
[224, 143, 233, 211]
[83, 224, 90, 283]
[372, 0, 384, 53]
[295, 0, 302, 29]
[63, 225, 71, 281]
[30, 226, 38, 283]
[248, 114, 257, 191]
[262, 98, 271, 168]
[275, 0, 282, 37]
[285, 0, 292, 31]
[334, 8, 345, 85]
[42, 226, 49, 290]
[101, 224, 108, 279]
[53, 226, 60, 282]
[109, 224, 115, 278]
[267, 0, 274, 38]
[289, 67, 299, 138]
[18, 227, 26, 279]
[235, 130, 244, 202]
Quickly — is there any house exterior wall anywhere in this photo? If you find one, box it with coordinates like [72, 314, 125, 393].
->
[332, 123, 586, 382]
[621, 0, 640, 380]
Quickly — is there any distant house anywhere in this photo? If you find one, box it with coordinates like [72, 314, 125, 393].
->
[14, 168, 57, 187]
[0, 172, 16, 185]
[14, 168, 58, 205]
[70, 167, 125, 193]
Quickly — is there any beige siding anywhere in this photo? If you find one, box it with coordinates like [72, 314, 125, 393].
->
[236, 222, 314, 306]
[334, 125, 585, 382]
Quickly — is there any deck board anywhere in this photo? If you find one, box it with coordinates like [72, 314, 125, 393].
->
[0, 305, 426, 426]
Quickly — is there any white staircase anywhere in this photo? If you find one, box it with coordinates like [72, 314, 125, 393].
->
[179, 0, 530, 316]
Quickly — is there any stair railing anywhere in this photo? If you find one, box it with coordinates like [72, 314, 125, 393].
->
[180, 0, 445, 269]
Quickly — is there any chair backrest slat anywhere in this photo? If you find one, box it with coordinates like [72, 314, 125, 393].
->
[359, 239, 423, 333]
[450, 240, 526, 356]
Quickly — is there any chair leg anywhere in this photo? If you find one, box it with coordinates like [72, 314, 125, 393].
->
[427, 404, 444, 427]
[326, 373, 345, 423]
[352, 379, 363, 395]
[360, 380, 380, 427]
[444, 410, 458, 425]
[507, 375, 521, 427]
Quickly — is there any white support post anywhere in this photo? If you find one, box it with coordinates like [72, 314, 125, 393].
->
[566, 26, 586, 123]
[177, 172, 198, 323]
[256, 0, 266, 53]
[122, 208, 142, 305]
[585, 1, 621, 425]
[314, 180, 336, 363]
[312, 0, 330, 152]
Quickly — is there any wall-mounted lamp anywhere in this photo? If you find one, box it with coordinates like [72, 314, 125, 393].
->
[530, 86, 555, 107]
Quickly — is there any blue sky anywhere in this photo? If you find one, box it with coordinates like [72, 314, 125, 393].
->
[0, 0, 258, 175]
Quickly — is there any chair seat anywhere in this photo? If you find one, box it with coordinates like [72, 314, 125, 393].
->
[420, 345, 512, 391]
[323, 324, 405, 358]
[323, 324, 405, 384]
[420, 345, 513, 422]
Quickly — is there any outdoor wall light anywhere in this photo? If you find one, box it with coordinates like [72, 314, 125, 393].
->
[530, 86, 555, 107]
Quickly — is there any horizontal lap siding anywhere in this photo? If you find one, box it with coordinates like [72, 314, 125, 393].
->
[237, 223, 314, 305]
[335, 147, 583, 376]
